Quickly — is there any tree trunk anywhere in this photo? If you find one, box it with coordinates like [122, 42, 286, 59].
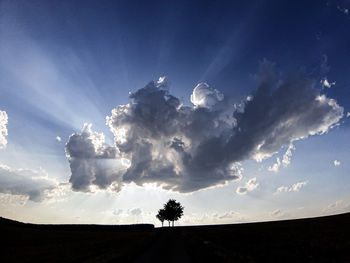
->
[161, 221, 163, 227]
[172, 220, 174, 227]
[168, 221, 170, 227]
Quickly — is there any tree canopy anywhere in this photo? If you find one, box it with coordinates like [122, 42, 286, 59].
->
[156, 199, 184, 227]
[156, 208, 166, 227]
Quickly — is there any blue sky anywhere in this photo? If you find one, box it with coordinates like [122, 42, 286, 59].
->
[0, 0, 349, 225]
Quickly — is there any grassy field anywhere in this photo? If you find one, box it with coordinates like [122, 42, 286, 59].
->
[1, 213, 349, 262]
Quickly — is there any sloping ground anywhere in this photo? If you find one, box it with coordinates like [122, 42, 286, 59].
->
[1, 219, 156, 262]
[180, 213, 350, 262]
[1, 213, 349, 262]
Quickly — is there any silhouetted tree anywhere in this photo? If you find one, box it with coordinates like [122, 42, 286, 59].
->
[163, 199, 184, 227]
[156, 209, 166, 227]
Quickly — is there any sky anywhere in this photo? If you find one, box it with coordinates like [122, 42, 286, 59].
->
[0, 0, 349, 226]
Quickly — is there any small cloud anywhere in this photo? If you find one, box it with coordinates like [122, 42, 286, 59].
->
[236, 177, 258, 195]
[0, 110, 8, 149]
[130, 208, 142, 216]
[183, 211, 247, 224]
[56, 136, 62, 142]
[271, 209, 282, 217]
[321, 78, 336, 88]
[334, 160, 341, 166]
[282, 144, 295, 167]
[323, 200, 350, 214]
[270, 209, 289, 219]
[190, 82, 224, 108]
[113, 209, 123, 216]
[347, 112, 350, 118]
[268, 144, 295, 173]
[275, 181, 308, 194]
[290, 181, 308, 192]
[268, 157, 281, 172]
[157, 76, 167, 85]
[337, 5, 349, 15]
[156, 76, 169, 90]
[218, 211, 236, 219]
[236, 187, 247, 195]
[276, 186, 289, 193]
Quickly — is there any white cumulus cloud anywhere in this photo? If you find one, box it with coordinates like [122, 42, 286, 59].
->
[113, 209, 123, 216]
[56, 136, 62, 142]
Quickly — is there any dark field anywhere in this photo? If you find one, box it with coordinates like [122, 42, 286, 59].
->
[1, 213, 349, 262]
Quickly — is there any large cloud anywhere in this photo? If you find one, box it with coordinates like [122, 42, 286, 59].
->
[0, 110, 8, 149]
[66, 61, 344, 193]
[0, 163, 59, 202]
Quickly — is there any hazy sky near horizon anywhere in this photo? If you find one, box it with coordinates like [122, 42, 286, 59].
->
[0, 0, 350, 225]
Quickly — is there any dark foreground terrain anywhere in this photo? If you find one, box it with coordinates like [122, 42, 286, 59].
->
[1, 213, 349, 262]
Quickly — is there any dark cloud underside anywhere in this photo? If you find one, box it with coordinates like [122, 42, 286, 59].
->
[65, 62, 343, 193]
